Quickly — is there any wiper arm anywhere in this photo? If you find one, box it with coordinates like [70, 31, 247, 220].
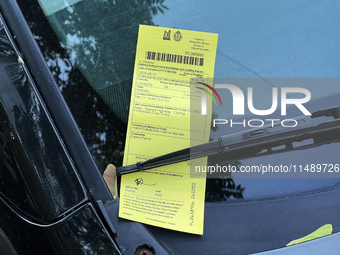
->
[117, 106, 340, 176]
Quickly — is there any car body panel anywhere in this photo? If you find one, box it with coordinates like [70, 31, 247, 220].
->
[0, 12, 87, 222]
[0, 201, 121, 255]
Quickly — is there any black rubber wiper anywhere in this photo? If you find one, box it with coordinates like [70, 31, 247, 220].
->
[117, 106, 340, 176]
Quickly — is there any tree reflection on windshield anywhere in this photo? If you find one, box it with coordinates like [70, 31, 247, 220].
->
[18, 0, 245, 202]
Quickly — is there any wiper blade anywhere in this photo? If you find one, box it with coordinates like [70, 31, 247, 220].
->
[117, 106, 340, 176]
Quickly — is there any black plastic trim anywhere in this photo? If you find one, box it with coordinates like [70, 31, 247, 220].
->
[105, 199, 171, 255]
[97, 200, 117, 238]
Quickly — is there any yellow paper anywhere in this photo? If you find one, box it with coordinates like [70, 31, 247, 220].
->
[286, 224, 333, 246]
[119, 25, 218, 235]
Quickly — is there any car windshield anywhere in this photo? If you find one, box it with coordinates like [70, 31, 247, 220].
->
[17, 0, 340, 202]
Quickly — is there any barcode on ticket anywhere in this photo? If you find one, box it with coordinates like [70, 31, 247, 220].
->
[145, 51, 204, 66]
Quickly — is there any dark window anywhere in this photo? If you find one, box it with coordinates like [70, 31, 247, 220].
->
[16, 0, 340, 203]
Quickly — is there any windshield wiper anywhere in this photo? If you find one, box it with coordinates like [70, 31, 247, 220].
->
[117, 106, 340, 176]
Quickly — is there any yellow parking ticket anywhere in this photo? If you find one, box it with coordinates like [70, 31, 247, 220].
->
[119, 25, 218, 235]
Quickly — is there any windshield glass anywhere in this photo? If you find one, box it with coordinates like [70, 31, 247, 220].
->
[17, 0, 340, 202]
